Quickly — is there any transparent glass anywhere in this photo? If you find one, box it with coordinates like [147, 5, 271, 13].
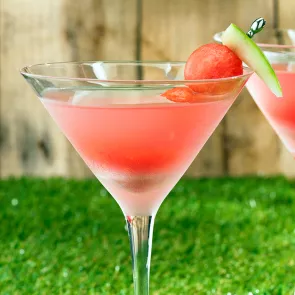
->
[21, 61, 252, 294]
[215, 29, 295, 156]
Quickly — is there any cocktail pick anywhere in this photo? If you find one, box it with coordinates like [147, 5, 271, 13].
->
[247, 17, 266, 38]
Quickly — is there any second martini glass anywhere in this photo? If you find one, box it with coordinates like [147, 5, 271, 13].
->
[215, 29, 295, 158]
[21, 61, 252, 294]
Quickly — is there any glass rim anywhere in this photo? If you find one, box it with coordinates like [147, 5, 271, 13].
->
[214, 28, 295, 49]
[20, 60, 253, 84]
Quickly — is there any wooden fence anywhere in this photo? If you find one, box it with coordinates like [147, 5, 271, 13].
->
[0, 0, 295, 178]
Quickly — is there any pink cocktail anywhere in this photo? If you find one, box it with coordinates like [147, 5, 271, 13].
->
[248, 68, 295, 156]
[214, 28, 295, 159]
[21, 61, 251, 294]
[244, 29, 295, 159]
[43, 89, 235, 215]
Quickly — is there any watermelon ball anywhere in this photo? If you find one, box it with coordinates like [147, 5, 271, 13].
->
[161, 87, 196, 103]
[161, 87, 213, 103]
[184, 43, 243, 94]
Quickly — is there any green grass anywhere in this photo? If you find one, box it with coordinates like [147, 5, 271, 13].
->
[1, 177, 295, 294]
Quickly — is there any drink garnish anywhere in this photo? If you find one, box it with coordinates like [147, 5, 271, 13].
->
[162, 18, 282, 102]
[223, 18, 282, 97]
[160, 87, 198, 102]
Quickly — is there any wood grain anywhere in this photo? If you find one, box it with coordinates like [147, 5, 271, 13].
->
[63, 0, 137, 61]
[62, 0, 137, 176]
[278, 0, 295, 29]
[0, 0, 137, 178]
[0, 0, 72, 177]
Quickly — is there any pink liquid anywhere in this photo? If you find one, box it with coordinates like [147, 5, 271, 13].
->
[247, 68, 295, 157]
[42, 90, 235, 215]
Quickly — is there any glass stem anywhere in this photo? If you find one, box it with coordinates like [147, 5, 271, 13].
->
[126, 215, 155, 295]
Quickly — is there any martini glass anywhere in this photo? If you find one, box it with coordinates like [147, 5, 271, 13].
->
[21, 61, 252, 294]
[214, 29, 295, 157]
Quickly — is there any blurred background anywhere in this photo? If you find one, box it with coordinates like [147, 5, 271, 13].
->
[1, 0, 295, 179]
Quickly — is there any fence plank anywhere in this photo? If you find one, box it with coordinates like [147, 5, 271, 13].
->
[0, 0, 71, 177]
[63, 0, 137, 61]
[278, 0, 295, 29]
[62, 0, 138, 176]
[141, 0, 275, 176]
[0, 0, 137, 178]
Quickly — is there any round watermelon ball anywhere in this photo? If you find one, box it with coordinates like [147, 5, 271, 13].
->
[184, 43, 243, 94]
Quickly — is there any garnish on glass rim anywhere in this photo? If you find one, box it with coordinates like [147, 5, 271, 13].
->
[162, 18, 282, 103]
[223, 18, 282, 97]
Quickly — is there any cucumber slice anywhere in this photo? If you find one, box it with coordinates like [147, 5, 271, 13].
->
[222, 23, 283, 97]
